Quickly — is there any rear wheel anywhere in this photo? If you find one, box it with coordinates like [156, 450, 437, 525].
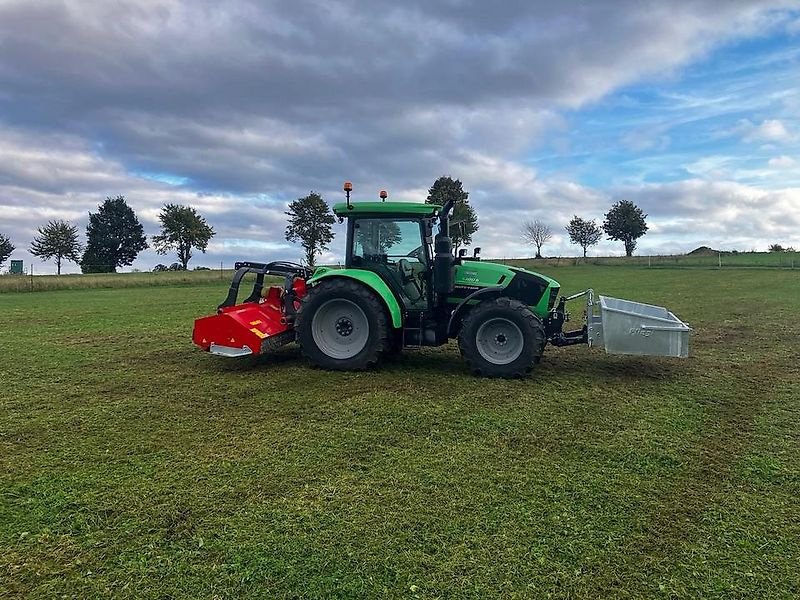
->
[296, 278, 391, 370]
[458, 297, 545, 378]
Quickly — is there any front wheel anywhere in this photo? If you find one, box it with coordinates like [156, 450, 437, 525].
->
[296, 278, 391, 370]
[458, 297, 545, 378]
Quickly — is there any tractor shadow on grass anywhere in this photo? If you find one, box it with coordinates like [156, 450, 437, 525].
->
[239, 346, 305, 371]
[541, 348, 687, 382]
[185, 342, 687, 384]
[190, 345, 305, 373]
[381, 345, 686, 383]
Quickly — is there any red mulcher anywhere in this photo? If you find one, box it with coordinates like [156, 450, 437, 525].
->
[192, 261, 312, 357]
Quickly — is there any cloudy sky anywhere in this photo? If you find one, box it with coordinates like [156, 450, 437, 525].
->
[1, 0, 799, 273]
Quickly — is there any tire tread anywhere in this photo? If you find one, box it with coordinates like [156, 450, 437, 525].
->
[458, 296, 545, 378]
[296, 278, 391, 370]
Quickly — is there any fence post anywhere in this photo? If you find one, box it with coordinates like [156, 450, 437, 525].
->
[718, 252, 722, 269]
[220, 261, 223, 279]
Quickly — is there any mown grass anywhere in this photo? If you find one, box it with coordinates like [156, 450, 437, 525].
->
[1, 266, 798, 598]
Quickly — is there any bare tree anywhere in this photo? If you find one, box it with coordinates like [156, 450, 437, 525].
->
[521, 220, 553, 259]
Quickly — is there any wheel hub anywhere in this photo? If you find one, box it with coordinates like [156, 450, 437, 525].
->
[335, 317, 354, 337]
[311, 298, 370, 360]
[475, 317, 525, 365]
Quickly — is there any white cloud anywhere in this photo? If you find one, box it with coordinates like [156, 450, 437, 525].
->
[768, 155, 797, 168]
[739, 118, 794, 143]
[621, 125, 672, 152]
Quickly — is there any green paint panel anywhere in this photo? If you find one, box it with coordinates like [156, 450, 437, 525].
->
[307, 268, 403, 328]
[454, 261, 515, 288]
[333, 201, 440, 217]
[454, 261, 561, 318]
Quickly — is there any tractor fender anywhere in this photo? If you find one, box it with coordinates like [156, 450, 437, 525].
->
[306, 269, 403, 329]
[447, 286, 505, 337]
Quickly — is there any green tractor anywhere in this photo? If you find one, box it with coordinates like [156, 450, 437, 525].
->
[193, 183, 690, 377]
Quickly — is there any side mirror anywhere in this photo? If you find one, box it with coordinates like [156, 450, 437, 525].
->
[458, 249, 467, 258]
[473, 247, 481, 259]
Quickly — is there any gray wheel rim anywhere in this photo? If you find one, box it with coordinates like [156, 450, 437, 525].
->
[475, 317, 524, 365]
[311, 298, 370, 360]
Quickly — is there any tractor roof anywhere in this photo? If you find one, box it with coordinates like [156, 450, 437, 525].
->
[332, 201, 441, 217]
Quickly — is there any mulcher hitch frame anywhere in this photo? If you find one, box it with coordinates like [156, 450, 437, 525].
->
[219, 261, 312, 315]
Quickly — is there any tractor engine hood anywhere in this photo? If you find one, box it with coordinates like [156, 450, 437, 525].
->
[452, 261, 560, 317]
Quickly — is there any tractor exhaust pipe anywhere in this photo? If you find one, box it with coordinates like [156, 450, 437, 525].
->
[433, 198, 456, 301]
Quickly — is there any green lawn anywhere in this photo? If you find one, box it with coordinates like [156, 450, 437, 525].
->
[1, 266, 798, 598]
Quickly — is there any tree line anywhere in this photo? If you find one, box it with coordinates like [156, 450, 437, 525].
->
[0, 196, 215, 274]
[0, 181, 652, 275]
[522, 199, 649, 258]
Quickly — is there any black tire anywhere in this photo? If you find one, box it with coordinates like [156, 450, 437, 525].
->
[458, 297, 545, 378]
[296, 278, 391, 371]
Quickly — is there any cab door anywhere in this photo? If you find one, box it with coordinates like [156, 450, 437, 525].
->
[350, 218, 430, 309]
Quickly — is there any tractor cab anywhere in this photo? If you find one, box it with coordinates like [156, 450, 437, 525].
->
[333, 199, 440, 312]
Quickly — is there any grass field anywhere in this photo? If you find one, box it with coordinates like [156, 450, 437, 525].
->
[1, 266, 799, 598]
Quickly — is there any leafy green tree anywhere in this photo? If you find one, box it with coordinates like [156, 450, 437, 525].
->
[81, 196, 148, 273]
[0, 233, 14, 269]
[603, 200, 648, 256]
[566, 216, 602, 257]
[30, 220, 82, 275]
[152, 204, 215, 270]
[356, 221, 402, 255]
[284, 192, 335, 267]
[425, 176, 478, 252]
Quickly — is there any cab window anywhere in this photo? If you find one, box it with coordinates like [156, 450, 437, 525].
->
[352, 218, 428, 306]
